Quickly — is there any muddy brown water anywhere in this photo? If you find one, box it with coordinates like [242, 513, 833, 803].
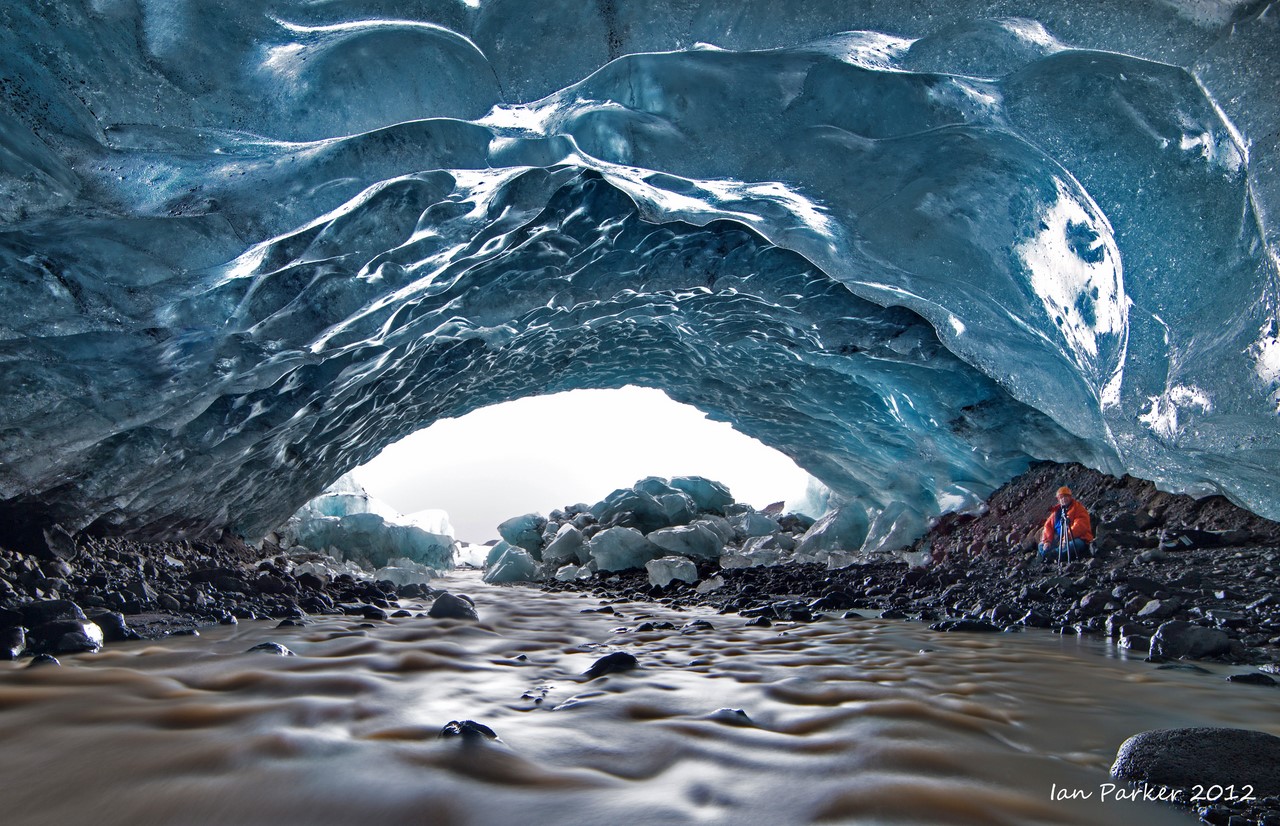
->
[2, 571, 1271, 825]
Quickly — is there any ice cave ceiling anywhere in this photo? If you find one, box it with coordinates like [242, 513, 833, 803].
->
[0, 0, 1277, 542]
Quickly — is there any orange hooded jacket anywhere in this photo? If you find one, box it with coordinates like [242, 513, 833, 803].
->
[1041, 498, 1093, 545]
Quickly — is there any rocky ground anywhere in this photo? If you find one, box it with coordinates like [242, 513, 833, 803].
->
[548, 463, 1280, 673]
[0, 532, 464, 662]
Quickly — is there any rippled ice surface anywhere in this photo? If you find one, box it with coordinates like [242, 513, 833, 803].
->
[3, 571, 1272, 825]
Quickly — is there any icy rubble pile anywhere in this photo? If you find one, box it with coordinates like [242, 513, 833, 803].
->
[0, 1, 1277, 548]
[481, 475, 899, 587]
[275, 474, 457, 583]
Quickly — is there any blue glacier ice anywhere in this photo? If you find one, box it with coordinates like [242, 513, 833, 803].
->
[0, 1, 1277, 548]
[280, 474, 457, 571]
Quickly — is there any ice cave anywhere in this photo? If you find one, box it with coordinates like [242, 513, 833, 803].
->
[1, 0, 1277, 547]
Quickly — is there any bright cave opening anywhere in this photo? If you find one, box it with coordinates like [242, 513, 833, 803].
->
[350, 386, 815, 543]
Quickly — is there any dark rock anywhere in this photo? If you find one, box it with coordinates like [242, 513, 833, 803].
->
[584, 651, 638, 680]
[440, 720, 497, 742]
[30, 619, 103, 654]
[213, 575, 247, 594]
[930, 619, 1002, 633]
[19, 599, 85, 627]
[297, 572, 325, 591]
[1, 626, 26, 659]
[126, 580, 159, 604]
[361, 605, 388, 621]
[1078, 591, 1111, 615]
[1150, 621, 1231, 660]
[1226, 673, 1277, 686]
[246, 642, 295, 656]
[428, 592, 479, 621]
[41, 525, 78, 561]
[1111, 728, 1280, 798]
[1017, 610, 1054, 628]
[880, 608, 908, 619]
[85, 611, 139, 642]
[809, 590, 857, 611]
[746, 616, 772, 627]
[157, 593, 181, 611]
[28, 653, 60, 667]
[255, 574, 290, 595]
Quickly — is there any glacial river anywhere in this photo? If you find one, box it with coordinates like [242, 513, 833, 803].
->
[2, 571, 1272, 825]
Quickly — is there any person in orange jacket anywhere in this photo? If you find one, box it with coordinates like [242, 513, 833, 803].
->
[1038, 486, 1093, 561]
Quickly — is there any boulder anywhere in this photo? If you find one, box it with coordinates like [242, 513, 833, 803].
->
[1149, 620, 1230, 660]
[583, 651, 638, 680]
[428, 592, 478, 621]
[1111, 728, 1280, 797]
[1, 626, 26, 660]
[19, 599, 85, 627]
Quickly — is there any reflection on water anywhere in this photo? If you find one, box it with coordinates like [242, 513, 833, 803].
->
[2, 571, 1269, 825]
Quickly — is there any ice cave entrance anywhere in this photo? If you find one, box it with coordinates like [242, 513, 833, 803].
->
[351, 386, 813, 544]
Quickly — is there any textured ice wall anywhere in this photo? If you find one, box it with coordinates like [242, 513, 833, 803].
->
[0, 0, 1276, 539]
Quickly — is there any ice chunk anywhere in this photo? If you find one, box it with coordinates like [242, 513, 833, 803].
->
[695, 575, 725, 594]
[298, 472, 400, 520]
[742, 533, 796, 554]
[647, 522, 725, 559]
[543, 524, 587, 565]
[497, 513, 547, 555]
[485, 541, 515, 568]
[733, 511, 781, 538]
[454, 542, 492, 568]
[691, 516, 736, 545]
[286, 512, 455, 570]
[669, 476, 735, 513]
[372, 558, 438, 586]
[482, 545, 539, 584]
[645, 555, 698, 588]
[859, 501, 927, 556]
[586, 527, 662, 572]
[591, 490, 666, 533]
[796, 505, 871, 555]
[721, 547, 786, 569]
[405, 509, 455, 538]
[554, 563, 581, 582]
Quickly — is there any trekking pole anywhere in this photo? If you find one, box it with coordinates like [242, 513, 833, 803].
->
[1058, 506, 1073, 566]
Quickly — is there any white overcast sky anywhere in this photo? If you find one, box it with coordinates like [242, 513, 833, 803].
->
[352, 386, 812, 543]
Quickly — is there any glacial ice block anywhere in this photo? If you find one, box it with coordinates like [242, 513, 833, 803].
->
[497, 513, 547, 556]
[646, 556, 699, 588]
[586, 527, 663, 572]
[647, 523, 725, 559]
[482, 545, 539, 584]
[288, 513, 455, 571]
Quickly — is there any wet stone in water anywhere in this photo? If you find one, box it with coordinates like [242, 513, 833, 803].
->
[440, 720, 498, 742]
[246, 642, 295, 656]
[584, 651, 638, 680]
[428, 592, 479, 621]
